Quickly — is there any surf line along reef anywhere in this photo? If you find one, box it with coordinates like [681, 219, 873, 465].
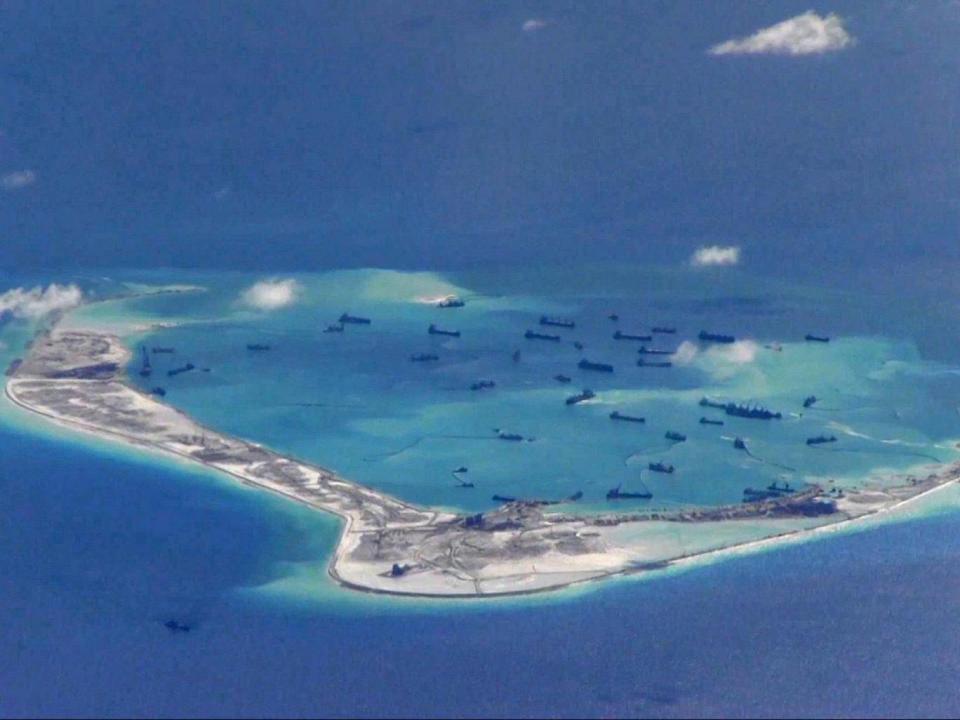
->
[6, 311, 960, 598]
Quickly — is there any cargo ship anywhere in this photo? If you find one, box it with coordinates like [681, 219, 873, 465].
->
[565, 389, 596, 406]
[428, 324, 461, 338]
[725, 403, 782, 420]
[637, 346, 673, 356]
[606, 483, 652, 500]
[637, 358, 672, 368]
[699, 397, 728, 409]
[540, 316, 575, 329]
[339, 313, 371, 325]
[610, 411, 645, 423]
[578, 358, 614, 373]
[805, 334, 830, 343]
[698, 330, 736, 344]
[496, 431, 525, 442]
[167, 363, 195, 377]
[648, 461, 675, 474]
[699, 417, 723, 426]
[614, 330, 653, 342]
[525, 330, 561, 342]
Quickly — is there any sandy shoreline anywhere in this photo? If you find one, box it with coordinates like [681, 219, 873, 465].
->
[5, 318, 959, 600]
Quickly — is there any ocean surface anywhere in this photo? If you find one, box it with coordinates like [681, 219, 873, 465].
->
[2, 266, 960, 717]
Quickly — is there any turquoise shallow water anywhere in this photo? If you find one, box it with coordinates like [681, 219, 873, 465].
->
[63, 266, 960, 516]
[4, 265, 960, 717]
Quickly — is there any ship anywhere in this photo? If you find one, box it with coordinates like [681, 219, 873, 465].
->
[610, 411, 645, 423]
[163, 619, 191, 633]
[492, 494, 517, 503]
[578, 358, 614, 373]
[606, 483, 653, 500]
[665, 431, 686, 442]
[699, 397, 727, 409]
[540, 316, 575, 329]
[573, 341, 584, 350]
[806, 434, 837, 446]
[803, 395, 818, 408]
[608, 313, 620, 322]
[323, 323, 344, 333]
[743, 482, 796, 501]
[139, 346, 152, 377]
[167, 363, 195, 377]
[246, 343, 271, 351]
[652, 327, 676, 335]
[805, 334, 830, 343]
[699, 417, 724, 426]
[614, 330, 653, 342]
[648, 461, 675, 474]
[566, 389, 596, 406]
[437, 296, 465, 308]
[151, 347, 175, 354]
[554, 374, 572, 384]
[512, 350, 521, 363]
[150, 387, 166, 397]
[496, 431, 524, 442]
[637, 358, 672, 368]
[698, 330, 736, 344]
[638, 346, 673, 356]
[733, 437, 747, 450]
[470, 380, 496, 391]
[524, 330, 561, 342]
[725, 403, 782, 420]
[339, 313, 371, 325]
[428, 324, 461, 338]
[410, 353, 439, 362]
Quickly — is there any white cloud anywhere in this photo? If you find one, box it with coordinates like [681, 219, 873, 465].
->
[0, 284, 83, 319]
[691, 245, 741, 267]
[1, 170, 37, 190]
[709, 11, 854, 56]
[522, 18, 550, 32]
[706, 339, 760, 365]
[240, 278, 301, 310]
[672, 340, 700, 366]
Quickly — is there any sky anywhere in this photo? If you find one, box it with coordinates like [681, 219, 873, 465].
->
[0, 1, 957, 275]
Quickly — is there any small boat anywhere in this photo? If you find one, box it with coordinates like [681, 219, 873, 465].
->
[805, 334, 830, 343]
[525, 330, 561, 342]
[733, 437, 747, 450]
[163, 619, 191, 633]
[512, 350, 521, 363]
[437, 296, 465, 308]
[139, 346, 152, 377]
[648, 462, 675, 474]
[652, 327, 676, 335]
[453, 466, 469, 474]
[699, 417, 723, 426]
[607, 483, 653, 500]
[803, 395, 818, 408]
[573, 341, 584, 351]
[496, 431, 524, 442]
[470, 380, 496, 391]
[578, 359, 614, 373]
[151, 347, 175, 354]
[167, 363, 195, 377]
[323, 323, 344, 333]
[665, 431, 686, 442]
[566, 389, 596, 406]
[540, 316, 575, 329]
[246, 343, 271, 351]
[806, 434, 837, 446]
[553, 374, 572, 384]
[410, 353, 439, 362]
[608, 313, 620, 322]
[150, 387, 166, 397]
[610, 411, 645, 423]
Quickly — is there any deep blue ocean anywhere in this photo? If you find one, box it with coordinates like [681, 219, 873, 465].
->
[2, 1, 960, 716]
